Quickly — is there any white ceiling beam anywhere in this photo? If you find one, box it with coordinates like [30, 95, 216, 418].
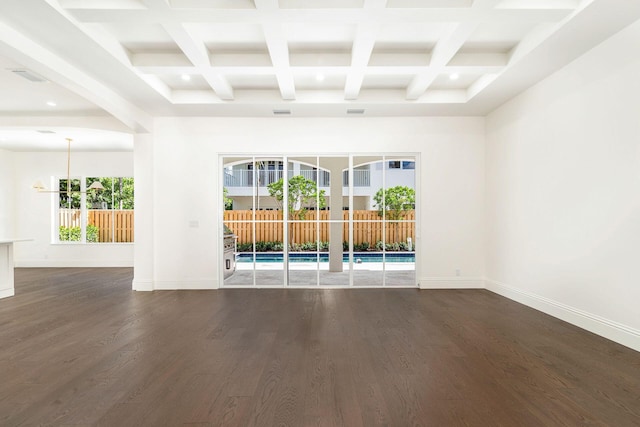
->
[142, 0, 234, 100]
[406, 23, 477, 100]
[0, 22, 153, 133]
[406, 0, 504, 100]
[344, 23, 378, 100]
[254, 0, 296, 100]
[41, 0, 175, 104]
[67, 8, 574, 25]
[344, 0, 387, 100]
[163, 23, 235, 100]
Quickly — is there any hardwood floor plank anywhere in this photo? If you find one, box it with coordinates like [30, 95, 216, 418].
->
[0, 268, 639, 426]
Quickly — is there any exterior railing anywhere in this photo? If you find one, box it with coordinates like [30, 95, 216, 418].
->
[224, 169, 370, 187]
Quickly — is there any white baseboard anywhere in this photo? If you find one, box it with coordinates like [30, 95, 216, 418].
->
[419, 277, 484, 289]
[153, 279, 219, 290]
[132, 279, 154, 291]
[0, 287, 15, 299]
[485, 279, 640, 352]
[15, 259, 133, 268]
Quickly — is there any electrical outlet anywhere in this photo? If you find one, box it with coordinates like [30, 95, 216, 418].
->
[455, 268, 461, 277]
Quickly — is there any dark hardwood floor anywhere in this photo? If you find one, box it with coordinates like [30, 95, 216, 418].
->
[1, 268, 639, 426]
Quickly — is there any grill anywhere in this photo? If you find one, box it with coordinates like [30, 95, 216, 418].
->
[223, 224, 237, 278]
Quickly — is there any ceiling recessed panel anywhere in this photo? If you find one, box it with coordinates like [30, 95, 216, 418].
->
[158, 74, 211, 90]
[170, 0, 256, 8]
[386, 0, 472, 7]
[284, 23, 356, 49]
[186, 23, 266, 49]
[462, 22, 538, 54]
[101, 23, 179, 53]
[377, 23, 447, 46]
[294, 74, 346, 90]
[226, 75, 279, 90]
[361, 75, 413, 90]
[279, 0, 364, 8]
[430, 73, 481, 90]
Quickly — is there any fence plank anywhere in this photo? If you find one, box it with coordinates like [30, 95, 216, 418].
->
[223, 210, 414, 246]
[60, 209, 134, 243]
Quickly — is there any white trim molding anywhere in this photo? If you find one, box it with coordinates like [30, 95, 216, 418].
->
[15, 259, 133, 268]
[485, 279, 640, 352]
[153, 279, 219, 291]
[419, 277, 484, 289]
[132, 280, 154, 292]
[0, 288, 15, 299]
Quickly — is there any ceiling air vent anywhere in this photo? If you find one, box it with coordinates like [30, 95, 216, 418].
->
[9, 69, 48, 83]
[273, 109, 291, 115]
[347, 109, 365, 115]
[37, 130, 56, 134]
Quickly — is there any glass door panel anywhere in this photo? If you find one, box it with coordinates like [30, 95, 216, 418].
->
[287, 156, 321, 286]
[352, 155, 384, 287]
[384, 155, 417, 287]
[223, 156, 253, 286]
[254, 157, 284, 286]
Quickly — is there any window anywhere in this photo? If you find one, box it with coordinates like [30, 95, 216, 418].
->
[58, 178, 82, 242]
[402, 161, 415, 169]
[388, 160, 414, 170]
[57, 176, 134, 243]
[388, 160, 401, 169]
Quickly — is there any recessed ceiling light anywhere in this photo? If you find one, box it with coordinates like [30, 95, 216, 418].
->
[449, 73, 460, 81]
[181, 74, 191, 81]
[316, 73, 325, 82]
[46, 101, 57, 107]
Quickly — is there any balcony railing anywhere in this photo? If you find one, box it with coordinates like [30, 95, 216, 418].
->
[224, 169, 370, 187]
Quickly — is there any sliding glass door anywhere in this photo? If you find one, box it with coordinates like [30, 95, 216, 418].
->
[221, 154, 417, 288]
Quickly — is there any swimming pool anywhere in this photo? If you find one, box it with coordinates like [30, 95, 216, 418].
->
[237, 252, 415, 263]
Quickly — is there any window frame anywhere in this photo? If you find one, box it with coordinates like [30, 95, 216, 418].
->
[54, 175, 135, 245]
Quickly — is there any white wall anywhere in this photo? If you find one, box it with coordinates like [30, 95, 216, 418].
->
[12, 151, 134, 267]
[485, 20, 640, 351]
[0, 149, 15, 238]
[138, 117, 485, 290]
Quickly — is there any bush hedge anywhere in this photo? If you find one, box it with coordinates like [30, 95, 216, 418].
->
[236, 240, 411, 252]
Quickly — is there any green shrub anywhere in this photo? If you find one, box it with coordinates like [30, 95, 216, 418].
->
[236, 242, 253, 252]
[86, 225, 99, 243]
[59, 225, 99, 242]
[59, 226, 81, 241]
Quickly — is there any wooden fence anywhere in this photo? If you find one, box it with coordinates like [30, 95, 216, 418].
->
[59, 209, 134, 242]
[224, 210, 415, 245]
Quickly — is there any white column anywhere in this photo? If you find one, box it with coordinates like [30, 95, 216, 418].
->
[326, 158, 348, 272]
[132, 132, 155, 291]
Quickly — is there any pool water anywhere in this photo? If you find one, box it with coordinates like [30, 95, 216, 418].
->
[237, 252, 415, 263]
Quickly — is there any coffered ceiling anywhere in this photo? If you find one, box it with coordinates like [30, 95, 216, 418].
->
[0, 0, 639, 143]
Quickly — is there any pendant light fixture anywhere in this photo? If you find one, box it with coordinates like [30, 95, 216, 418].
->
[32, 138, 105, 193]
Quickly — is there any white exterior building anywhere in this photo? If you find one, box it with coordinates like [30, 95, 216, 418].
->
[224, 160, 415, 210]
